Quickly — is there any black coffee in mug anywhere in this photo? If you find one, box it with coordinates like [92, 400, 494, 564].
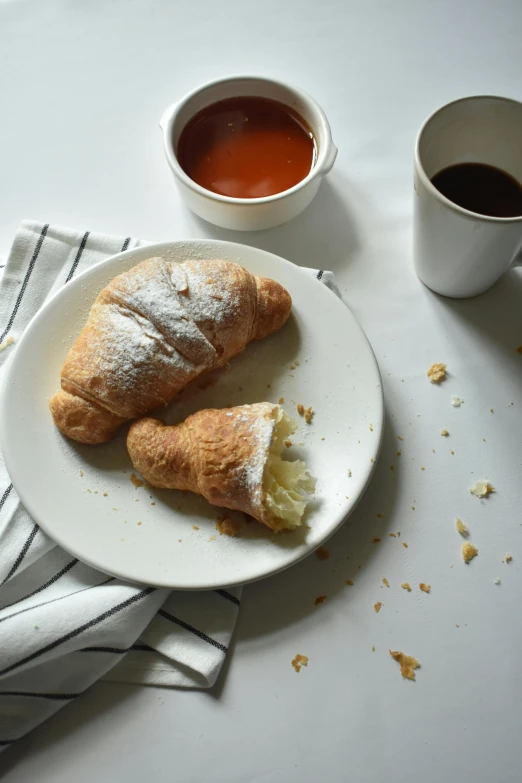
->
[430, 162, 522, 218]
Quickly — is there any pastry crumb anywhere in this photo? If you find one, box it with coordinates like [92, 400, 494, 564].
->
[389, 650, 420, 680]
[505, 553, 513, 563]
[397, 436, 404, 441]
[208, 536, 216, 542]
[369, 423, 374, 431]
[427, 362, 447, 383]
[440, 429, 449, 436]
[346, 579, 354, 586]
[402, 542, 408, 548]
[284, 439, 292, 448]
[137, 521, 142, 526]
[489, 408, 494, 413]
[291, 654, 308, 673]
[421, 466, 425, 471]
[216, 516, 242, 537]
[130, 473, 144, 488]
[419, 582, 431, 593]
[297, 404, 305, 416]
[455, 517, 468, 536]
[304, 406, 313, 424]
[374, 602, 382, 613]
[382, 578, 390, 588]
[314, 595, 327, 606]
[316, 546, 330, 561]
[347, 469, 352, 477]
[451, 396, 463, 407]
[295, 360, 300, 366]
[389, 533, 396, 538]
[462, 542, 478, 563]
[373, 538, 381, 544]
[150, 502, 156, 506]
[278, 397, 285, 404]
[103, 492, 108, 497]
[372, 645, 375, 652]
[469, 480, 495, 497]
[79, 470, 84, 477]
[396, 450, 401, 457]
[401, 582, 412, 591]
[0, 335, 14, 352]
[192, 525, 199, 531]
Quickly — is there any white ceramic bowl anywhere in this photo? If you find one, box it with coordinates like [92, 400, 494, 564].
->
[160, 76, 338, 231]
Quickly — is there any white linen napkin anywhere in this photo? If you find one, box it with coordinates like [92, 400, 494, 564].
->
[0, 220, 338, 752]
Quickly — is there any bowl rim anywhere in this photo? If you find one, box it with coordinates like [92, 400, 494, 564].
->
[161, 74, 337, 206]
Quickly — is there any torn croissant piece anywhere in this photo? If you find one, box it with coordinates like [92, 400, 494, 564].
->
[49, 258, 292, 444]
[127, 403, 316, 532]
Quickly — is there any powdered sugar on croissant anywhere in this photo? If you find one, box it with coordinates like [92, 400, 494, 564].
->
[49, 258, 291, 443]
[127, 403, 316, 532]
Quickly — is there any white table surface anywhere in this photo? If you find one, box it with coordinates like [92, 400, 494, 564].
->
[1, 0, 522, 780]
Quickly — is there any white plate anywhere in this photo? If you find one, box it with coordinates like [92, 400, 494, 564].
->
[0, 241, 383, 589]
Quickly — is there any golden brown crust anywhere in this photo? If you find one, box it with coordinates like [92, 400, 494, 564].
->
[49, 390, 127, 444]
[50, 258, 292, 443]
[126, 404, 280, 529]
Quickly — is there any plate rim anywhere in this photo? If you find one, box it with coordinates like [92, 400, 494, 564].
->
[0, 239, 384, 589]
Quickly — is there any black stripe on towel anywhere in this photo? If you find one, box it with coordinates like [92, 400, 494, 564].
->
[316, 270, 324, 280]
[0, 587, 156, 677]
[0, 558, 79, 612]
[121, 237, 131, 252]
[157, 608, 227, 653]
[1, 524, 39, 586]
[79, 643, 155, 654]
[0, 224, 48, 343]
[0, 691, 78, 701]
[215, 589, 240, 607]
[65, 231, 90, 283]
[0, 484, 13, 513]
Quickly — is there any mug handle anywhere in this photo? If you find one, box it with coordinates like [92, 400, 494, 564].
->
[511, 246, 522, 268]
[159, 103, 177, 131]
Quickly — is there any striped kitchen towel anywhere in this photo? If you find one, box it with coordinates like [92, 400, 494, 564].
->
[0, 220, 339, 752]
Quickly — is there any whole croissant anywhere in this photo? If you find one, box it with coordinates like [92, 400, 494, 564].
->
[127, 403, 316, 532]
[49, 258, 292, 444]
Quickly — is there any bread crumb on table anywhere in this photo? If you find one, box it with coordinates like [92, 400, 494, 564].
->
[284, 439, 292, 448]
[451, 396, 463, 407]
[397, 436, 404, 441]
[456, 517, 468, 536]
[382, 578, 390, 588]
[297, 404, 305, 416]
[401, 582, 412, 591]
[402, 542, 408, 548]
[373, 538, 381, 544]
[469, 480, 495, 497]
[192, 525, 199, 531]
[389, 650, 421, 680]
[462, 542, 478, 563]
[427, 362, 447, 383]
[0, 336, 14, 352]
[505, 553, 513, 563]
[79, 470, 84, 477]
[346, 580, 354, 586]
[389, 533, 396, 538]
[316, 546, 330, 561]
[440, 429, 449, 436]
[278, 397, 285, 404]
[314, 595, 327, 606]
[304, 406, 314, 424]
[216, 516, 242, 537]
[419, 583, 431, 593]
[130, 473, 144, 488]
[291, 654, 308, 673]
[374, 602, 382, 613]
[372, 645, 375, 652]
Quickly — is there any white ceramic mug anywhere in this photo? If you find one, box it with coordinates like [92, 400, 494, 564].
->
[413, 95, 522, 298]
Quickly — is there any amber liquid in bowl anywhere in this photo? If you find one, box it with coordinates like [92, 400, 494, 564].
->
[177, 96, 317, 199]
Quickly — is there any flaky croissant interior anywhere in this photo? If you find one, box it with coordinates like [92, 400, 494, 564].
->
[262, 408, 316, 530]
